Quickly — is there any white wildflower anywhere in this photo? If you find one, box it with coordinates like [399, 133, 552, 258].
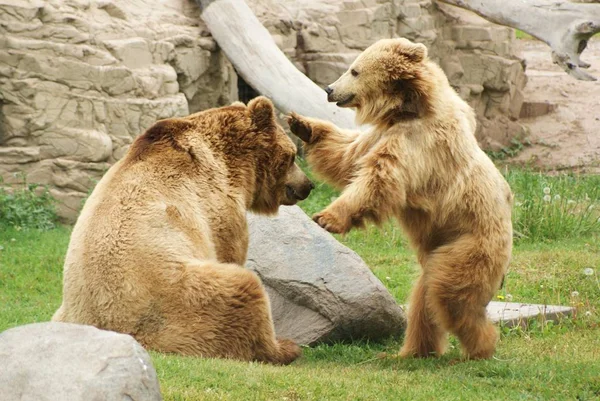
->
[585, 311, 592, 317]
[571, 291, 579, 297]
[543, 187, 551, 195]
[385, 276, 391, 280]
[553, 194, 561, 201]
[543, 195, 552, 202]
[505, 294, 513, 302]
[583, 267, 594, 276]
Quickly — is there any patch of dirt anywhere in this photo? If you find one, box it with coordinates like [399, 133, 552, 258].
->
[508, 38, 600, 172]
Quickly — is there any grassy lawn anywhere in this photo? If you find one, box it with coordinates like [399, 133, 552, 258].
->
[1, 169, 599, 400]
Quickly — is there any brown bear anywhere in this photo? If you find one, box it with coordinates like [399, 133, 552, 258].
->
[288, 38, 512, 360]
[52, 97, 313, 365]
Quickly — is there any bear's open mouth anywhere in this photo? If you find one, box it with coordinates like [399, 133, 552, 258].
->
[335, 94, 355, 107]
[286, 185, 299, 204]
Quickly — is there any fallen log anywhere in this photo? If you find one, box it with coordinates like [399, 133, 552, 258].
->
[437, 0, 600, 81]
[196, 0, 358, 129]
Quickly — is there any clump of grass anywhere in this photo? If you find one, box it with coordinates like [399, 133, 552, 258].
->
[0, 174, 58, 231]
[506, 170, 600, 242]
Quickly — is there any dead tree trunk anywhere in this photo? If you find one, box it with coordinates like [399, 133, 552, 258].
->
[196, 0, 358, 129]
[437, 0, 600, 81]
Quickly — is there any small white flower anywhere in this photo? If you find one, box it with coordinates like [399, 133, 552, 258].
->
[571, 291, 580, 297]
[553, 194, 561, 201]
[540, 284, 544, 288]
[505, 294, 513, 302]
[385, 276, 391, 280]
[543, 187, 551, 195]
[543, 195, 552, 202]
[583, 268, 594, 276]
[585, 311, 592, 317]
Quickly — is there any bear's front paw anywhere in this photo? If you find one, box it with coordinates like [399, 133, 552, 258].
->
[287, 112, 313, 143]
[313, 210, 351, 234]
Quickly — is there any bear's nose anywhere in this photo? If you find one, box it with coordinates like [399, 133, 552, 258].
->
[324, 86, 333, 95]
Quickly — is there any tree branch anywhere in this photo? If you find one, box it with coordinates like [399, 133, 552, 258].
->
[196, 0, 358, 129]
[438, 0, 600, 80]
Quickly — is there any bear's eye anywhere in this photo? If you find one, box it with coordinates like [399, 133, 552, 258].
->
[351, 69, 359, 77]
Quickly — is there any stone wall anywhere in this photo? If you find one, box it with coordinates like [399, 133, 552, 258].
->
[0, 0, 237, 219]
[0, 0, 526, 221]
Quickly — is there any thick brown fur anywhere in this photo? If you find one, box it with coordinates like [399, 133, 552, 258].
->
[288, 38, 512, 360]
[53, 97, 313, 365]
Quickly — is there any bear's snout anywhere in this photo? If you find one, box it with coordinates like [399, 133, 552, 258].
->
[286, 180, 314, 202]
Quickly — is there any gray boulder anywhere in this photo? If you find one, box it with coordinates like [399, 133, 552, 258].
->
[247, 206, 405, 345]
[0, 322, 162, 401]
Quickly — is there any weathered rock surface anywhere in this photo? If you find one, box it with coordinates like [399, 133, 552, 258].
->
[0, 0, 236, 220]
[0, 322, 162, 401]
[247, 206, 406, 345]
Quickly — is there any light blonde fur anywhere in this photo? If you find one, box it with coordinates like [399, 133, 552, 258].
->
[288, 38, 512, 360]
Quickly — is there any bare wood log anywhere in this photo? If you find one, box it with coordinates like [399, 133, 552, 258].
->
[196, 0, 358, 129]
[437, 0, 600, 81]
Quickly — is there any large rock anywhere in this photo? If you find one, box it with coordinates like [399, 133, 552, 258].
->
[0, 322, 162, 401]
[247, 206, 405, 345]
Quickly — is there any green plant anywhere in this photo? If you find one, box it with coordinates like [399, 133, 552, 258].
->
[0, 174, 58, 230]
[506, 170, 600, 242]
[486, 137, 531, 161]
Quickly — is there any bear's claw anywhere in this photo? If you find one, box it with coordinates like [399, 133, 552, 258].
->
[313, 210, 350, 234]
[287, 112, 313, 143]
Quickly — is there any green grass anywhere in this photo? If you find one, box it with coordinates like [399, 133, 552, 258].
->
[1, 169, 599, 400]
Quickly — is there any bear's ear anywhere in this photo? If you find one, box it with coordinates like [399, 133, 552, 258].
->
[248, 96, 276, 131]
[391, 39, 427, 63]
[128, 118, 193, 161]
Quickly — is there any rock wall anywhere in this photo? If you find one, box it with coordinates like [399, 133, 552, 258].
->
[0, 0, 526, 221]
[0, 0, 236, 219]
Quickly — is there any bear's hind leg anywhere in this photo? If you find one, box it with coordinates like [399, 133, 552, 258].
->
[146, 262, 301, 365]
[425, 237, 502, 360]
[399, 273, 448, 358]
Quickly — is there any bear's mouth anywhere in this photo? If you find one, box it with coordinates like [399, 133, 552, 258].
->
[335, 94, 355, 107]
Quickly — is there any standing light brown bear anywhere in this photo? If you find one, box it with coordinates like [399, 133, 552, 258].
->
[288, 38, 513, 360]
[53, 97, 313, 365]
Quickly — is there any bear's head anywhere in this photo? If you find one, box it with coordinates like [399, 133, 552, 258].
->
[243, 97, 314, 215]
[127, 97, 313, 215]
[325, 38, 437, 127]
